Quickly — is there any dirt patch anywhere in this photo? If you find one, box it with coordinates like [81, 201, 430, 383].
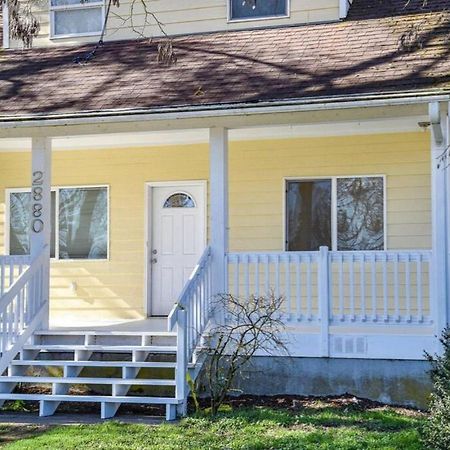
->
[0, 424, 50, 445]
[1, 385, 424, 418]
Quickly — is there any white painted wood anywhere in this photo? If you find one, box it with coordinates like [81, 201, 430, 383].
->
[0, 394, 180, 404]
[150, 183, 206, 316]
[209, 127, 229, 297]
[339, 0, 351, 18]
[227, 250, 432, 325]
[11, 360, 177, 368]
[175, 309, 187, 417]
[30, 137, 52, 330]
[2, 2, 9, 49]
[429, 102, 449, 347]
[318, 247, 330, 357]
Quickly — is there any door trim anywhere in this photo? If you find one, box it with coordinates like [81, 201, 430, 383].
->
[144, 180, 207, 317]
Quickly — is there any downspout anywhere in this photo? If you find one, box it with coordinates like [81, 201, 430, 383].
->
[339, 0, 351, 19]
[2, 1, 9, 49]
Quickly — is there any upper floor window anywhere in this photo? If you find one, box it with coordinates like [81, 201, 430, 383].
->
[229, 0, 289, 21]
[50, 0, 104, 38]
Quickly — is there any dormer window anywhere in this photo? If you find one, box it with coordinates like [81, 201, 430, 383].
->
[50, 0, 104, 38]
[229, 0, 289, 22]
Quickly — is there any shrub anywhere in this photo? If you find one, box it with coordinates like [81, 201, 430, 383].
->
[422, 329, 450, 450]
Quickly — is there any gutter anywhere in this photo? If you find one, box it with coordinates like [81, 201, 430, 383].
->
[0, 90, 449, 130]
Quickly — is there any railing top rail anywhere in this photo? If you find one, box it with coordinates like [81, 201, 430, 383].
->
[227, 249, 431, 263]
[167, 246, 211, 331]
[0, 254, 31, 264]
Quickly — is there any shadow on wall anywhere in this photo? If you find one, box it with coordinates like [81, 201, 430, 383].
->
[49, 264, 145, 325]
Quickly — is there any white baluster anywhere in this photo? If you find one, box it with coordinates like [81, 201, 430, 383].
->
[417, 255, 423, 323]
[296, 254, 302, 321]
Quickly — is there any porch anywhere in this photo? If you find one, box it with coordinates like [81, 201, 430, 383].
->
[0, 99, 448, 416]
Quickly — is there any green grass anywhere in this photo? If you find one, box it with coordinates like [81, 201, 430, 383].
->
[0, 404, 426, 450]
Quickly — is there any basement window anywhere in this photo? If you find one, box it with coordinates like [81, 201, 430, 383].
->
[50, 0, 104, 38]
[229, 0, 289, 21]
[7, 186, 109, 260]
[285, 176, 385, 251]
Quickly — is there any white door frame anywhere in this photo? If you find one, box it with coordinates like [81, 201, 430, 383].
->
[144, 180, 207, 317]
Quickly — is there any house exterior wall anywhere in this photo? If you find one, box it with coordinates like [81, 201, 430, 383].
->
[0, 131, 431, 323]
[10, 0, 341, 48]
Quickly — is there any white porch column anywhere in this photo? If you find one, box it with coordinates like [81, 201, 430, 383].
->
[209, 127, 229, 297]
[30, 137, 52, 329]
[429, 102, 449, 343]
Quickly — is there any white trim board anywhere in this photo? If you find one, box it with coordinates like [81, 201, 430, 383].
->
[144, 180, 207, 317]
[0, 116, 428, 152]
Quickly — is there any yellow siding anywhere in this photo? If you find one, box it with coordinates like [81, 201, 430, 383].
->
[0, 132, 431, 322]
[11, 0, 340, 48]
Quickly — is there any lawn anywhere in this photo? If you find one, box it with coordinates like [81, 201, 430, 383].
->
[0, 397, 426, 450]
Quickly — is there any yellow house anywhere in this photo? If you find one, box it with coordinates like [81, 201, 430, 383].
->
[0, 0, 449, 419]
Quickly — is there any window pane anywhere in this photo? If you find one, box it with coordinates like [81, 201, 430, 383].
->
[54, 8, 103, 36]
[164, 193, 195, 208]
[52, 0, 101, 6]
[286, 180, 332, 251]
[9, 193, 30, 255]
[337, 177, 384, 251]
[9, 192, 56, 257]
[58, 187, 108, 260]
[230, 0, 287, 20]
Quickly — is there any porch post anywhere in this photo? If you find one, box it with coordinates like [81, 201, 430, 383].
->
[30, 137, 52, 330]
[429, 102, 449, 344]
[209, 127, 229, 298]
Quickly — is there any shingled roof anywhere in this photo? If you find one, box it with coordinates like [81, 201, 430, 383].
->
[1, 0, 450, 118]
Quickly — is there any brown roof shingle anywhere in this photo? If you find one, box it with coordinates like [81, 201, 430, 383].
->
[1, 0, 450, 118]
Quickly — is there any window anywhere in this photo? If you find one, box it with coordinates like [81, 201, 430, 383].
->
[50, 0, 104, 38]
[164, 193, 195, 208]
[286, 176, 385, 251]
[229, 0, 288, 21]
[8, 186, 108, 260]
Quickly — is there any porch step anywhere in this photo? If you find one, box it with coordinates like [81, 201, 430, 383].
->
[22, 345, 177, 353]
[11, 360, 177, 369]
[0, 376, 176, 386]
[0, 393, 180, 405]
[34, 331, 177, 337]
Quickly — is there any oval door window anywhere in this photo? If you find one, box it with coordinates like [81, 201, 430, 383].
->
[163, 192, 196, 208]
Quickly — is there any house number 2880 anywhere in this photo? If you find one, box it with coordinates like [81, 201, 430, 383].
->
[31, 171, 44, 233]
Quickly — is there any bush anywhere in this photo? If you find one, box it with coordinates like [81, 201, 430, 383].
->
[422, 329, 450, 450]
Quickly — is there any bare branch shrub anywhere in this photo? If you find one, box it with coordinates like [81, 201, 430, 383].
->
[204, 292, 288, 416]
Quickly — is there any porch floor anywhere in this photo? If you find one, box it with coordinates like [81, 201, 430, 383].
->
[48, 317, 167, 333]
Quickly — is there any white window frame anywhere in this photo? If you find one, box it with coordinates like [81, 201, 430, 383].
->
[283, 175, 387, 252]
[227, 0, 290, 23]
[49, 0, 105, 39]
[5, 184, 110, 261]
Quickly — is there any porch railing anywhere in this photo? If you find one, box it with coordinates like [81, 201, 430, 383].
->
[0, 255, 30, 297]
[226, 247, 432, 326]
[168, 246, 213, 410]
[0, 248, 49, 373]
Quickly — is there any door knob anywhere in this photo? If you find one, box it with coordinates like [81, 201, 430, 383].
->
[152, 249, 158, 255]
[151, 258, 158, 264]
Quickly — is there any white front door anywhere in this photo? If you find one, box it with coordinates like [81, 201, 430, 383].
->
[150, 183, 206, 316]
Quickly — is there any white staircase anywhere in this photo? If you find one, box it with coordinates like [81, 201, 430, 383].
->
[0, 329, 187, 420]
[0, 246, 214, 420]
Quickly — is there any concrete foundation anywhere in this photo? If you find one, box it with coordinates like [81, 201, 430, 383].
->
[200, 357, 433, 409]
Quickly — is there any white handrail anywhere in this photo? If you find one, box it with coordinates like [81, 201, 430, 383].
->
[0, 246, 49, 361]
[0, 255, 30, 297]
[168, 246, 212, 331]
